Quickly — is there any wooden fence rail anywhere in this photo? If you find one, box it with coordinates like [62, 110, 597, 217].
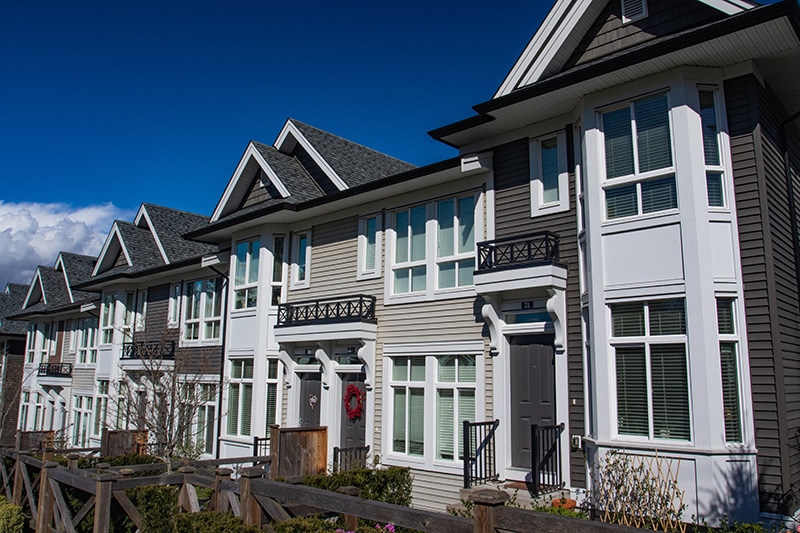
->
[0, 447, 656, 533]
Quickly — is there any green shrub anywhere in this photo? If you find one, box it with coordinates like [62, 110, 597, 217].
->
[0, 496, 25, 533]
[303, 467, 413, 507]
[128, 485, 179, 533]
[173, 511, 261, 533]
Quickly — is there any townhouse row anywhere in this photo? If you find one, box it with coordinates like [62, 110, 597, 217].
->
[4, 0, 800, 525]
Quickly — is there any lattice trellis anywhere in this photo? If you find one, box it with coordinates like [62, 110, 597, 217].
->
[592, 450, 687, 533]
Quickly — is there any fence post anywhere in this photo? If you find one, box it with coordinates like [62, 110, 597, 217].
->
[463, 420, 471, 489]
[336, 486, 360, 531]
[68, 453, 81, 470]
[36, 452, 56, 532]
[468, 488, 508, 533]
[214, 467, 232, 512]
[93, 473, 117, 533]
[269, 424, 280, 479]
[11, 453, 23, 506]
[239, 466, 264, 527]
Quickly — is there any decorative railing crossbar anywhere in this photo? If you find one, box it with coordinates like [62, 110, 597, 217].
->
[333, 445, 370, 473]
[463, 419, 500, 489]
[477, 231, 560, 271]
[121, 340, 176, 359]
[37, 363, 72, 377]
[531, 422, 565, 496]
[253, 435, 270, 457]
[277, 294, 376, 327]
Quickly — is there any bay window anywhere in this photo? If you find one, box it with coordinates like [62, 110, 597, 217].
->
[72, 395, 93, 447]
[94, 380, 109, 436]
[227, 358, 253, 436]
[717, 297, 743, 443]
[271, 235, 286, 306]
[393, 205, 427, 295]
[611, 298, 690, 441]
[101, 293, 116, 344]
[77, 317, 98, 364]
[699, 88, 727, 208]
[183, 277, 223, 342]
[234, 238, 260, 309]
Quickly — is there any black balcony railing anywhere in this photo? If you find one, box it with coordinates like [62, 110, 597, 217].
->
[463, 419, 499, 489]
[277, 294, 377, 327]
[37, 363, 72, 377]
[477, 231, 561, 272]
[121, 341, 176, 360]
[531, 422, 565, 496]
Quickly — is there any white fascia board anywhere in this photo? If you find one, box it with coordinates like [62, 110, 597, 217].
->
[53, 254, 74, 303]
[696, 0, 752, 15]
[275, 121, 349, 192]
[23, 270, 45, 308]
[210, 142, 291, 223]
[135, 206, 170, 265]
[91, 223, 132, 277]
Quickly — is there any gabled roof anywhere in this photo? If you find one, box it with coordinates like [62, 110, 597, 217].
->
[17, 266, 84, 316]
[495, 0, 757, 98]
[209, 119, 415, 224]
[134, 204, 217, 264]
[54, 252, 99, 303]
[0, 284, 29, 336]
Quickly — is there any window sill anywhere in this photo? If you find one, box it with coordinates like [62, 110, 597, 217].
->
[601, 210, 680, 231]
[384, 286, 476, 306]
[531, 199, 570, 218]
[231, 308, 257, 317]
[356, 271, 381, 282]
[179, 339, 222, 349]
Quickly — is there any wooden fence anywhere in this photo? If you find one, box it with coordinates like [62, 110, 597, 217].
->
[0, 447, 655, 533]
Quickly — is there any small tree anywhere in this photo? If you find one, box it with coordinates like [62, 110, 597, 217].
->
[0, 350, 34, 446]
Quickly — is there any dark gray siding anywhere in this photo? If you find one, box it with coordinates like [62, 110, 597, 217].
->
[562, 0, 723, 72]
[492, 131, 585, 487]
[241, 170, 281, 210]
[726, 74, 800, 514]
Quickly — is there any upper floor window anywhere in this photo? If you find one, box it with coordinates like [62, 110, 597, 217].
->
[77, 317, 98, 364]
[358, 215, 382, 281]
[291, 231, 311, 289]
[271, 235, 286, 306]
[183, 277, 223, 342]
[717, 297, 743, 443]
[699, 88, 727, 208]
[123, 289, 147, 338]
[37, 323, 53, 363]
[530, 131, 569, 217]
[26, 324, 36, 363]
[234, 238, 260, 309]
[101, 293, 116, 344]
[167, 283, 181, 328]
[602, 93, 677, 220]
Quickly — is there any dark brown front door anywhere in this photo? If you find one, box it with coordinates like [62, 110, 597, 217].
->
[510, 335, 556, 469]
[298, 373, 321, 427]
[339, 373, 367, 448]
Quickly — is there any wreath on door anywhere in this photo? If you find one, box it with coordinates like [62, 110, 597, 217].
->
[343, 383, 364, 421]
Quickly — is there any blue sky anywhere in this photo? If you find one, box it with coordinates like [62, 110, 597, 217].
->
[0, 0, 550, 287]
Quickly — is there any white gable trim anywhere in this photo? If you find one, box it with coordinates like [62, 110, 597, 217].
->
[495, 0, 753, 97]
[53, 254, 75, 303]
[134, 206, 170, 265]
[210, 142, 291, 223]
[92, 223, 132, 276]
[275, 121, 350, 192]
[23, 269, 46, 308]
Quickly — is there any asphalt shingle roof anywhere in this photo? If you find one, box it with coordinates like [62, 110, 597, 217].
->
[0, 284, 29, 335]
[142, 204, 218, 263]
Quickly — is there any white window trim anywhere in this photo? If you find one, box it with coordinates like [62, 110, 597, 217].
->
[716, 294, 744, 445]
[233, 237, 261, 311]
[76, 317, 98, 365]
[698, 85, 730, 211]
[530, 130, 569, 217]
[135, 289, 147, 332]
[357, 214, 383, 281]
[167, 283, 181, 328]
[100, 293, 116, 345]
[226, 358, 254, 437]
[290, 231, 312, 290]
[93, 380, 109, 436]
[180, 277, 223, 346]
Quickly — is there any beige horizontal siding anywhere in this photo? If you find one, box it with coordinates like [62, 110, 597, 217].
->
[408, 468, 463, 512]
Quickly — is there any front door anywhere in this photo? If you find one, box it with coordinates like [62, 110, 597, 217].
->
[339, 373, 367, 448]
[509, 335, 556, 469]
[298, 373, 321, 427]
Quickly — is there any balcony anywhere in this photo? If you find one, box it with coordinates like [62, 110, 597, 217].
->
[37, 363, 72, 378]
[474, 232, 567, 295]
[277, 295, 376, 327]
[121, 341, 176, 360]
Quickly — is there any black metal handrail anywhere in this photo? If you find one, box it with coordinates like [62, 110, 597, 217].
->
[463, 419, 500, 489]
[531, 422, 565, 496]
[253, 435, 270, 456]
[476, 231, 560, 271]
[121, 341, 176, 360]
[37, 363, 73, 377]
[277, 294, 377, 327]
[333, 445, 370, 473]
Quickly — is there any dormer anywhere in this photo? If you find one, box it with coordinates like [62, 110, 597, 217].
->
[92, 223, 132, 276]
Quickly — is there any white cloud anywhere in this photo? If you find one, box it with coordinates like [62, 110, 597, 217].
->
[0, 201, 133, 289]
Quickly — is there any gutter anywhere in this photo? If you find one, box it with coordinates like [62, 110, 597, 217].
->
[206, 264, 229, 460]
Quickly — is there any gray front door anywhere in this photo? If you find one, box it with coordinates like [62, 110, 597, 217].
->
[298, 373, 321, 427]
[339, 373, 367, 449]
[510, 335, 556, 469]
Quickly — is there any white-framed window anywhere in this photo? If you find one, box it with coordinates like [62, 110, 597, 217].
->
[699, 87, 727, 208]
[621, 0, 647, 24]
[18, 392, 30, 430]
[271, 235, 286, 306]
[530, 130, 569, 216]
[94, 380, 109, 436]
[122, 291, 135, 339]
[357, 215, 382, 280]
[388, 354, 478, 466]
[37, 323, 53, 364]
[26, 324, 36, 364]
[116, 380, 130, 430]
[227, 358, 253, 436]
[182, 277, 223, 343]
[77, 317, 98, 364]
[291, 231, 311, 289]
[233, 238, 260, 310]
[100, 293, 116, 344]
[601, 92, 677, 220]
[72, 395, 93, 447]
[181, 383, 217, 455]
[265, 357, 280, 429]
[389, 193, 479, 301]
[168, 283, 181, 328]
[610, 298, 690, 441]
[65, 319, 77, 354]
[717, 297, 743, 443]
[33, 393, 44, 430]
[135, 289, 147, 332]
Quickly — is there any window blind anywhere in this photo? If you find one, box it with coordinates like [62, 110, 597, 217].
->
[458, 390, 476, 460]
[437, 389, 454, 460]
[641, 176, 677, 214]
[650, 344, 690, 440]
[241, 383, 252, 436]
[707, 172, 724, 207]
[699, 91, 720, 166]
[648, 299, 685, 335]
[541, 138, 560, 203]
[616, 346, 649, 436]
[606, 184, 638, 219]
[409, 389, 425, 456]
[365, 218, 377, 271]
[393, 388, 406, 453]
[227, 384, 239, 435]
[266, 383, 277, 427]
[717, 298, 735, 334]
[720, 342, 742, 442]
[635, 94, 673, 173]
[611, 302, 645, 337]
[604, 107, 635, 178]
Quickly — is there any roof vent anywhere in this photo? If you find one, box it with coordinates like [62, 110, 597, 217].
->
[621, 0, 647, 23]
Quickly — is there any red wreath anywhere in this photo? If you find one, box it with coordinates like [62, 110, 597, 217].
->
[343, 384, 364, 421]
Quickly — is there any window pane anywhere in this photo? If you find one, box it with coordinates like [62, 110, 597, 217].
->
[439, 356, 456, 382]
[635, 94, 672, 173]
[243, 360, 254, 379]
[604, 107, 635, 178]
[266, 383, 278, 427]
[365, 218, 377, 271]
[458, 389, 476, 459]
[248, 240, 260, 284]
[707, 172, 724, 207]
[227, 384, 239, 435]
[439, 262, 456, 289]
[699, 91, 720, 166]
[641, 176, 677, 213]
[408, 389, 425, 456]
[411, 266, 426, 293]
[458, 355, 477, 382]
[273, 236, 285, 282]
[394, 269, 409, 294]
[616, 346, 649, 436]
[437, 390, 455, 460]
[717, 298, 735, 335]
[611, 303, 645, 337]
[720, 342, 742, 442]
[410, 205, 427, 262]
[235, 242, 248, 286]
[649, 299, 686, 335]
[541, 138, 560, 203]
[410, 357, 426, 382]
[268, 359, 279, 380]
[297, 235, 307, 281]
[396, 211, 409, 263]
[393, 388, 406, 453]
[458, 259, 474, 287]
[606, 184, 638, 219]
[393, 357, 408, 381]
[241, 384, 252, 436]
[437, 199, 455, 258]
[650, 344, 690, 440]
[458, 196, 475, 253]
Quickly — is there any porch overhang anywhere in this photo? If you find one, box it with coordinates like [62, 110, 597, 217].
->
[474, 264, 568, 296]
[274, 322, 377, 345]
